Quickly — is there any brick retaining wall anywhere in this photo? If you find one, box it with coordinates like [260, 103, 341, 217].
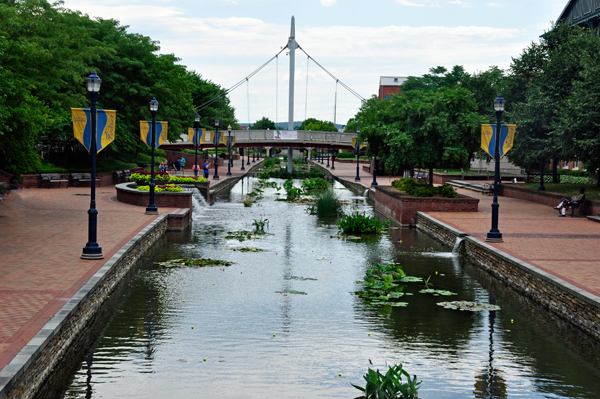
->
[416, 212, 600, 342]
[0, 168, 144, 189]
[116, 183, 192, 209]
[374, 185, 479, 226]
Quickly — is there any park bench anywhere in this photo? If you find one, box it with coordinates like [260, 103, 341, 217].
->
[414, 171, 423, 180]
[115, 170, 132, 183]
[71, 173, 100, 187]
[570, 198, 588, 218]
[39, 173, 69, 189]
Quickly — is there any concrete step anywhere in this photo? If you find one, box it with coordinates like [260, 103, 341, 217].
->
[586, 216, 600, 223]
[448, 180, 487, 193]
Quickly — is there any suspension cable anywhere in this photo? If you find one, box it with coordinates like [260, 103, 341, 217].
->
[298, 47, 365, 102]
[196, 46, 288, 112]
[246, 78, 250, 127]
[304, 54, 309, 121]
[276, 55, 278, 126]
[333, 80, 338, 125]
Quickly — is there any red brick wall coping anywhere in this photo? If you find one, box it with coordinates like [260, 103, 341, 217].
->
[374, 185, 479, 226]
[499, 184, 599, 216]
[115, 182, 192, 209]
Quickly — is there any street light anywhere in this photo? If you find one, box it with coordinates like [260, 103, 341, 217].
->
[326, 147, 330, 168]
[331, 149, 336, 170]
[252, 147, 256, 162]
[486, 94, 505, 243]
[81, 70, 104, 260]
[227, 125, 232, 176]
[145, 97, 159, 215]
[193, 113, 200, 177]
[355, 127, 361, 181]
[213, 119, 220, 180]
[371, 155, 378, 186]
[246, 145, 251, 165]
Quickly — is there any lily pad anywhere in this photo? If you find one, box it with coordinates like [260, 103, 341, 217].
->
[397, 276, 423, 283]
[156, 258, 236, 268]
[330, 235, 362, 241]
[389, 302, 409, 307]
[437, 301, 501, 311]
[284, 276, 318, 281]
[276, 290, 308, 295]
[231, 246, 266, 252]
[420, 289, 458, 296]
[388, 291, 404, 298]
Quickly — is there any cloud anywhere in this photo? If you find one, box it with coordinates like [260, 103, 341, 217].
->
[320, 0, 337, 6]
[396, 0, 426, 6]
[487, 2, 507, 6]
[448, 0, 469, 5]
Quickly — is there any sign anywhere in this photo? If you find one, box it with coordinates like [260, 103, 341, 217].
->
[274, 130, 297, 140]
[226, 135, 236, 147]
[71, 108, 116, 153]
[140, 121, 168, 148]
[481, 124, 516, 159]
[210, 130, 225, 145]
[188, 128, 206, 146]
[352, 137, 365, 151]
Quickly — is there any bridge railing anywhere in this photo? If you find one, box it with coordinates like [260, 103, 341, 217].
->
[237, 130, 357, 145]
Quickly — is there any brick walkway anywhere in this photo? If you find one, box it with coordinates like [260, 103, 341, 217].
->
[0, 159, 259, 373]
[324, 160, 600, 299]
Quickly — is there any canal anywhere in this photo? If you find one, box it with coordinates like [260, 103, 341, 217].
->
[55, 176, 600, 398]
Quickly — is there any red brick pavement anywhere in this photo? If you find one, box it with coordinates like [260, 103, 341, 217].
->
[324, 162, 600, 299]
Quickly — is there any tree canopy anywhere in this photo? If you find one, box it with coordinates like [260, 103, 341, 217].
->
[252, 116, 276, 130]
[297, 118, 338, 132]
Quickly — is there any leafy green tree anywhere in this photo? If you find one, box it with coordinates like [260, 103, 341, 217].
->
[252, 116, 276, 130]
[298, 118, 337, 132]
[401, 66, 468, 93]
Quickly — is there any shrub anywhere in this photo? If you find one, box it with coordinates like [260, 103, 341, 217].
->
[335, 152, 356, 159]
[136, 184, 183, 192]
[169, 175, 207, 183]
[391, 178, 459, 198]
[243, 200, 253, 207]
[351, 364, 421, 399]
[301, 177, 330, 193]
[131, 171, 170, 184]
[308, 189, 343, 217]
[336, 213, 389, 234]
[262, 156, 281, 170]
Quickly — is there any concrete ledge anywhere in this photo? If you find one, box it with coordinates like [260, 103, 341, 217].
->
[0, 216, 168, 399]
[308, 160, 375, 200]
[115, 182, 192, 209]
[416, 211, 600, 341]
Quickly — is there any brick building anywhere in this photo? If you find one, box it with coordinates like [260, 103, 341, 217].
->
[379, 76, 407, 100]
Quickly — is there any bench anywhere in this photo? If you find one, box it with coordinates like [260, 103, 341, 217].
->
[115, 170, 131, 184]
[570, 198, 588, 218]
[71, 173, 100, 187]
[40, 173, 69, 189]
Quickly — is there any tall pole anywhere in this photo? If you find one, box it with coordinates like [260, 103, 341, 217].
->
[82, 71, 103, 260]
[355, 128, 361, 181]
[241, 148, 245, 170]
[227, 125, 232, 176]
[247, 146, 250, 165]
[371, 156, 378, 186]
[287, 16, 297, 174]
[213, 119, 220, 180]
[331, 149, 335, 170]
[538, 161, 546, 191]
[194, 113, 200, 177]
[145, 98, 159, 215]
[486, 95, 505, 243]
[326, 148, 330, 167]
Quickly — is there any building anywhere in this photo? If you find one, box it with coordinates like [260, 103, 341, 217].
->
[558, 0, 600, 31]
[379, 76, 407, 100]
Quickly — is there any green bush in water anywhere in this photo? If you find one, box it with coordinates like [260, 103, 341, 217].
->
[336, 212, 389, 234]
[351, 364, 421, 399]
[301, 177, 330, 193]
[308, 189, 343, 217]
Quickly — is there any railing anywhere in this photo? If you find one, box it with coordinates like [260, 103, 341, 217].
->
[174, 130, 360, 146]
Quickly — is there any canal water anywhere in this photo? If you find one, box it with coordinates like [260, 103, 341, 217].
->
[58, 177, 600, 399]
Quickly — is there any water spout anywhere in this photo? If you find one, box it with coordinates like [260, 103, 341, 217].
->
[184, 188, 209, 219]
[363, 189, 370, 198]
[452, 237, 464, 254]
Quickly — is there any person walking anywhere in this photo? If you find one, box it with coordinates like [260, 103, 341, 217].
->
[203, 160, 209, 179]
[180, 156, 186, 176]
[174, 157, 181, 176]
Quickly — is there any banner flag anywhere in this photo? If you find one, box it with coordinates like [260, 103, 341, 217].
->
[481, 124, 516, 159]
[72, 108, 116, 153]
[273, 130, 297, 140]
[210, 130, 225, 145]
[352, 137, 365, 151]
[226, 135, 236, 147]
[188, 128, 206, 146]
[140, 121, 168, 148]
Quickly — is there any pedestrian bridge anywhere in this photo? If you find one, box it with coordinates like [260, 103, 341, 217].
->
[161, 130, 365, 151]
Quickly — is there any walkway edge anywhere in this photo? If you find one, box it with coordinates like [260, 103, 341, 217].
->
[308, 160, 374, 198]
[417, 211, 600, 341]
[0, 215, 169, 399]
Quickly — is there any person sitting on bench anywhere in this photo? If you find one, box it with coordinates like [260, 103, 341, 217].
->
[556, 187, 585, 217]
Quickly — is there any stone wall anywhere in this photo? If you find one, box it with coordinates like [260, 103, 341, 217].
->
[500, 184, 599, 216]
[0, 216, 168, 399]
[308, 160, 374, 200]
[374, 185, 479, 226]
[116, 183, 192, 209]
[416, 212, 600, 342]
[0, 168, 144, 189]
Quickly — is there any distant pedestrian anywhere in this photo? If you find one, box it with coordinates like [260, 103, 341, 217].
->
[175, 157, 181, 176]
[180, 156, 186, 175]
[556, 187, 585, 217]
[203, 161, 209, 179]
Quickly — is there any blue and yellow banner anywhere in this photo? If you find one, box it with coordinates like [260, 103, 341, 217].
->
[71, 108, 116, 153]
[188, 128, 206, 146]
[140, 121, 168, 148]
[210, 130, 225, 146]
[352, 137, 365, 151]
[226, 135, 236, 147]
[481, 124, 516, 159]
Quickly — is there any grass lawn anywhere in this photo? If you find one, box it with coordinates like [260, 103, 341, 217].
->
[522, 183, 600, 199]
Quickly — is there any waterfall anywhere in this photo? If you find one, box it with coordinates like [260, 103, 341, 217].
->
[363, 189, 370, 198]
[184, 188, 209, 219]
[452, 237, 464, 254]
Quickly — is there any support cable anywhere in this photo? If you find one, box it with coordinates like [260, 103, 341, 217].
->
[246, 78, 251, 127]
[298, 47, 365, 102]
[333, 79, 338, 125]
[304, 54, 309, 121]
[276, 55, 279, 126]
[196, 46, 288, 112]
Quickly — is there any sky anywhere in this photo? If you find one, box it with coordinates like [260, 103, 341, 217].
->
[61, 0, 569, 127]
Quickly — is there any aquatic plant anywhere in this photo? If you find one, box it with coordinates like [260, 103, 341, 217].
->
[354, 263, 416, 307]
[243, 200, 253, 207]
[301, 177, 330, 193]
[351, 364, 421, 399]
[231, 246, 265, 252]
[283, 179, 303, 201]
[419, 289, 458, 296]
[436, 301, 501, 311]
[336, 212, 389, 234]
[252, 218, 269, 233]
[225, 230, 254, 241]
[156, 258, 235, 267]
[307, 189, 344, 217]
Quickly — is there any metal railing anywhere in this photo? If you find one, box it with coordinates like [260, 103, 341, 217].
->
[174, 130, 359, 146]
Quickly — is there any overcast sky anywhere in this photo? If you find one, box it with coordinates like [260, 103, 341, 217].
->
[62, 0, 568, 126]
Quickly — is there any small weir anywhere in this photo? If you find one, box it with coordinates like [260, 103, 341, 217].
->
[452, 236, 465, 254]
[185, 187, 209, 219]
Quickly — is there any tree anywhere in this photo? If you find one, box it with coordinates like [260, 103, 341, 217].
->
[297, 118, 337, 132]
[401, 66, 468, 93]
[252, 116, 276, 130]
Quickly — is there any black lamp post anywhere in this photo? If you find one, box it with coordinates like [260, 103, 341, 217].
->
[252, 147, 256, 162]
[227, 125, 232, 176]
[371, 156, 378, 186]
[331, 150, 336, 170]
[538, 161, 546, 191]
[355, 128, 361, 181]
[246, 146, 251, 165]
[81, 70, 104, 260]
[145, 97, 159, 215]
[241, 148, 245, 170]
[193, 113, 200, 177]
[486, 95, 505, 243]
[213, 119, 220, 180]
[326, 148, 330, 167]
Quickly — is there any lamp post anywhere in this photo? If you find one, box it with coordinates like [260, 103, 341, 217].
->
[538, 161, 546, 191]
[326, 148, 330, 167]
[145, 98, 159, 215]
[227, 125, 232, 176]
[213, 119, 220, 180]
[355, 127, 361, 181]
[331, 149, 336, 170]
[193, 113, 200, 177]
[252, 147, 256, 162]
[486, 95, 505, 243]
[81, 70, 104, 260]
[371, 156, 378, 186]
[246, 146, 251, 165]
[241, 148, 245, 170]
